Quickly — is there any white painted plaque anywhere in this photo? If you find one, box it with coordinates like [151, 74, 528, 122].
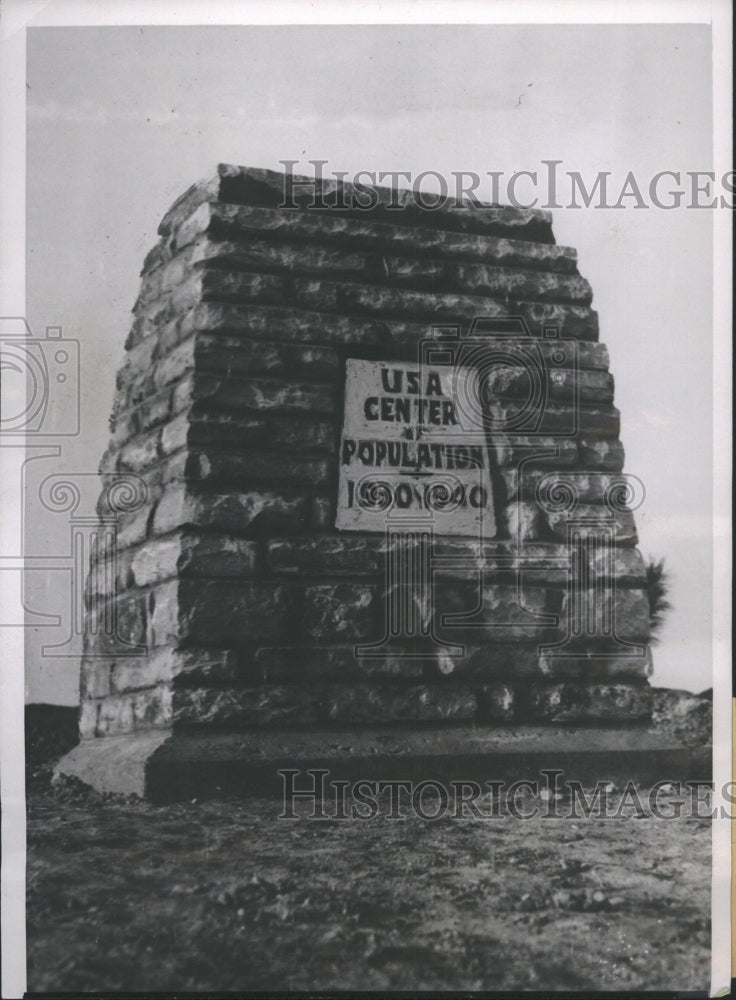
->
[336, 359, 496, 536]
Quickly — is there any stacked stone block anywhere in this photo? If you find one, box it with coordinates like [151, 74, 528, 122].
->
[80, 164, 652, 740]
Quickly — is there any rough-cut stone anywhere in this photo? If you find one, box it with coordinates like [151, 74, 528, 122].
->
[84, 554, 124, 608]
[190, 236, 381, 282]
[131, 301, 384, 353]
[323, 684, 479, 724]
[427, 542, 645, 587]
[585, 544, 645, 582]
[303, 584, 381, 642]
[85, 647, 246, 693]
[171, 682, 479, 728]
[168, 648, 245, 686]
[506, 501, 638, 546]
[168, 267, 289, 310]
[84, 593, 147, 656]
[132, 272, 287, 336]
[152, 484, 310, 535]
[151, 450, 187, 488]
[435, 583, 561, 643]
[180, 533, 259, 577]
[79, 700, 99, 739]
[311, 496, 335, 529]
[173, 685, 324, 728]
[117, 431, 161, 473]
[158, 163, 556, 243]
[119, 334, 339, 413]
[577, 438, 626, 471]
[172, 411, 335, 454]
[114, 504, 153, 550]
[334, 283, 599, 340]
[170, 371, 336, 417]
[130, 536, 181, 586]
[254, 646, 425, 683]
[135, 244, 199, 308]
[561, 586, 651, 643]
[485, 401, 619, 438]
[117, 336, 157, 388]
[144, 576, 302, 648]
[292, 277, 339, 312]
[83, 685, 172, 737]
[138, 390, 174, 433]
[172, 245, 589, 307]
[489, 434, 580, 468]
[431, 540, 564, 584]
[130, 532, 259, 586]
[376, 324, 608, 367]
[266, 536, 645, 589]
[537, 644, 652, 681]
[159, 412, 189, 455]
[267, 535, 390, 576]
[431, 645, 541, 680]
[475, 683, 516, 720]
[651, 687, 712, 749]
[184, 451, 332, 488]
[448, 262, 592, 304]
[108, 409, 139, 450]
[500, 469, 631, 504]
[146, 580, 178, 648]
[526, 682, 652, 723]
[110, 647, 177, 694]
[190, 333, 339, 378]
[176, 301, 387, 348]
[173, 201, 576, 271]
[544, 505, 637, 544]
[484, 366, 613, 404]
[177, 580, 300, 644]
[79, 657, 112, 700]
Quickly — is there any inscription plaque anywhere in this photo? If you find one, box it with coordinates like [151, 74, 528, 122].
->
[336, 358, 496, 536]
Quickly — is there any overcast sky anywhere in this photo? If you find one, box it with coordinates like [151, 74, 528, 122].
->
[24, 22, 714, 701]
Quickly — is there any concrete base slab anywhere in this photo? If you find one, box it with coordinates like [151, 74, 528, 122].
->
[53, 729, 172, 797]
[54, 724, 711, 802]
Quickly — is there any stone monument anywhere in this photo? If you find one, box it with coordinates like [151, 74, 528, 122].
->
[57, 164, 684, 800]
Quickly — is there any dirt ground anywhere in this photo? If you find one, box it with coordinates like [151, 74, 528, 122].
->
[26, 760, 712, 994]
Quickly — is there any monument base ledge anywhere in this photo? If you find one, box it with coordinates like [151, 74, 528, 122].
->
[53, 726, 711, 803]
